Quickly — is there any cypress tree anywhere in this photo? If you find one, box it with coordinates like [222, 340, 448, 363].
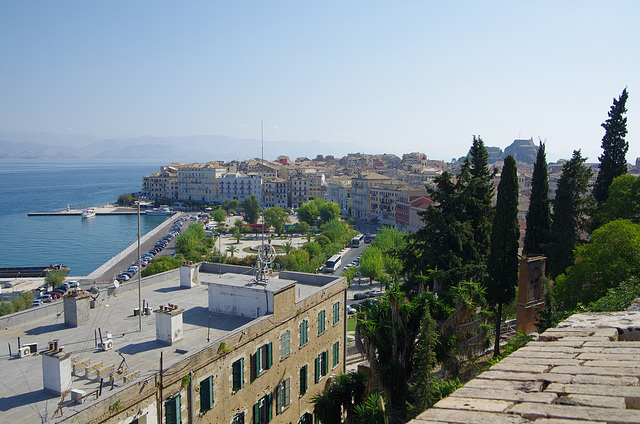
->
[547, 150, 594, 278]
[593, 88, 629, 206]
[487, 155, 520, 357]
[523, 143, 551, 256]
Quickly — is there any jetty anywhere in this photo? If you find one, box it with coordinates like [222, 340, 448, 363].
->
[28, 204, 142, 216]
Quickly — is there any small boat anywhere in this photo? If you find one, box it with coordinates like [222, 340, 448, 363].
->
[146, 205, 174, 216]
[82, 207, 96, 218]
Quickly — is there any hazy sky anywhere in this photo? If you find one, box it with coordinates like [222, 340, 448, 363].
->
[1, 1, 638, 162]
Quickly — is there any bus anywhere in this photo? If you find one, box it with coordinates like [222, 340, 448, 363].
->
[324, 255, 342, 273]
[351, 234, 364, 247]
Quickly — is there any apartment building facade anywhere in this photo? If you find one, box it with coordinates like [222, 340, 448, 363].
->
[52, 264, 347, 424]
[217, 173, 263, 204]
[263, 178, 288, 209]
[177, 163, 226, 203]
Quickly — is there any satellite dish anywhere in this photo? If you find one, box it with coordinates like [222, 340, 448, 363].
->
[89, 286, 100, 301]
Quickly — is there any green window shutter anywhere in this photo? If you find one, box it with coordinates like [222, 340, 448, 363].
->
[300, 320, 308, 346]
[255, 348, 262, 377]
[281, 331, 290, 358]
[284, 378, 290, 406]
[318, 310, 325, 334]
[315, 356, 320, 383]
[333, 302, 339, 324]
[200, 376, 213, 412]
[253, 401, 260, 424]
[322, 351, 328, 375]
[276, 383, 283, 414]
[165, 394, 181, 424]
[267, 392, 273, 422]
[300, 365, 307, 395]
[233, 358, 244, 391]
[267, 342, 273, 369]
[333, 342, 339, 367]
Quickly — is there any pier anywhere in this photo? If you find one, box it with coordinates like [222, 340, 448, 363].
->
[28, 205, 142, 216]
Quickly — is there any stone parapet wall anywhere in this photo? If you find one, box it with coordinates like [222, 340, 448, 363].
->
[410, 310, 640, 423]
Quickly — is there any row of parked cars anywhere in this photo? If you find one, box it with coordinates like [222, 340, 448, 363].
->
[353, 289, 383, 300]
[116, 218, 184, 282]
[32, 281, 80, 306]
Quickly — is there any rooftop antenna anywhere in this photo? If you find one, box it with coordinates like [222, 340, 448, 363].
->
[254, 119, 276, 284]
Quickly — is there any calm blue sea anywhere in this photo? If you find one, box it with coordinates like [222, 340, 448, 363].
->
[0, 159, 168, 276]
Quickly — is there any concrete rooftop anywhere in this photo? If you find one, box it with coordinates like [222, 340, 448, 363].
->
[0, 266, 336, 424]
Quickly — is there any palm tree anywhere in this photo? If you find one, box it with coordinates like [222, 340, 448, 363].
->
[233, 230, 243, 244]
[226, 245, 239, 257]
[283, 241, 294, 255]
[311, 371, 368, 424]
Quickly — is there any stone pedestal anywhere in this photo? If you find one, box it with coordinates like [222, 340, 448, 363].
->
[64, 291, 91, 327]
[180, 262, 201, 288]
[155, 306, 184, 345]
[516, 256, 547, 334]
[42, 348, 72, 395]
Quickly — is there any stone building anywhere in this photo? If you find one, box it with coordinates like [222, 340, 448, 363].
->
[0, 263, 347, 424]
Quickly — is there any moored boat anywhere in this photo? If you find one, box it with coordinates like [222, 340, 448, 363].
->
[146, 205, 173, 216]
[81, 207, 96, 218]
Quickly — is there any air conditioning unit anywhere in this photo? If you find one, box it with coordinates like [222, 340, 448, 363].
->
[102, 339, 113, 351]
[18, 346, 31, 358]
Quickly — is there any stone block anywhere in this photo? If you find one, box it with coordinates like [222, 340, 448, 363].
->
[490, 361, 551, 374]
[558, 394, 626, 409]
[571, 374, 639, 386]
[551, 365, 640, 377]
[464, 379, 544, 392]
[433, 396, 513, 413]
[531, 419, 603, 424]
[451, 387, 557, 404]
[577, 352, 640, 362]
[508, 402, 640, 423]
[478, 370, 574, 384]
[415, 408, 529, 423]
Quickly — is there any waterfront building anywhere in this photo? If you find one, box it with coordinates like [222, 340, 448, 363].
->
[217, 172, 263, 204]
[142, 164, 180, 200]
[0, 263, 347, 424]
[177, 162, 226, 203]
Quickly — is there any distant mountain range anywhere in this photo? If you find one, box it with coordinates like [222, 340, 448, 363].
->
[0, 131, 360, 162]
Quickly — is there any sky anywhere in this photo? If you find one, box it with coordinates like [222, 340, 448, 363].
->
[1, 1, 638, 162]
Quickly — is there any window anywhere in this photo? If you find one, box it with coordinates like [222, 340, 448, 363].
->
[300, 365, 308, 396]
[300, 320, 308, 346]
[275, 378, 291, 414]
[255, 342, 273, 377]
[253, 393, 273, 424]
[314, 351, 328, 383]
[281, 331, 290, 359]
[333, 302, 340, 325]
[299, 413, 313, 424]
[332, 341, 339, 368]
[232, 358, 244, 391]
[200, 376, 214, 412]
[318, 310, 325, 335]
[232, 411, 245, 424]
[165, 394, 181, 424]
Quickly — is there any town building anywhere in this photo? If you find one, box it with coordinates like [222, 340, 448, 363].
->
[395, 190, 433, 232]
[177, 162, 226, 203]
[263, 178, 288, 209]
[217, 173, 263, 204]
[142, 164, 180, 200]
[0, 263, 347, 424]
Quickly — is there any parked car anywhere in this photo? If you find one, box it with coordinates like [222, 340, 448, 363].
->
[38, 294, 52, 303]
[347, 305, 357, 314]
[116, 274, 130, 281]
[68, 281, 79, 288]
[32, 300, 43, 307]
[353, 292, 369, 300]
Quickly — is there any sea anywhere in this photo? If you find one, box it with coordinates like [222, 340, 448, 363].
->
[0, 159, 169, 276]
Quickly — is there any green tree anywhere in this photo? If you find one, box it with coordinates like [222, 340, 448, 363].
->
[210, 208, 227, 227]
[311, 371, 367, 424]
[241, 194, 261, 224]
[321, 219, 351, 244]
[282, 241, 294, 255]
[486, 155, 520, 357]
[359, 246, 384, 284]
[233, 230, 243, 244]
[596, 175, 640, 225]
[226, 245, 239, 258]
[318, 201, 341, 225]
[406, 304, 437, 418]
[142, 256, 183, 277]
[297, 200, 320, 226]
[45, 270, 66, 289]
[593, 88, 629, 206]
[554, 219, 640, 309]
[353, 393, 397, 424]
[296, 220, 310, 235]
[263, 207, 290, 235]
[547, 150, 594, 278]
[523, 142, 551, 256]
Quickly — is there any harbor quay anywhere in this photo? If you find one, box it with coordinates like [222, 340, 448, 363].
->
[28, 204, 146, 217]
